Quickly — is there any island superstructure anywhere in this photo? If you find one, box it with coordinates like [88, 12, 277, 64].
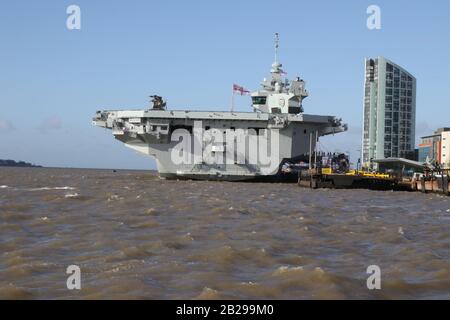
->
[93, 34, 347, 181]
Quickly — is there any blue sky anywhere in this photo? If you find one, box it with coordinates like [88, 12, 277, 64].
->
[1, 0, 449, 169]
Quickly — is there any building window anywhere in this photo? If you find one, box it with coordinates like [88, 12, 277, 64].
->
[386, 63, 393, 72]
[394, 90, 399, 99]
[393, 113, 399, 122]
[252, 96, 267, 105]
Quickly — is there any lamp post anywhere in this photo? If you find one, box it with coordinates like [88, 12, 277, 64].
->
[356, 148, 361, 173]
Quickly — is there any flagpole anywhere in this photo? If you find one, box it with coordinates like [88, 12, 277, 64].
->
[230, 85, 234, 112]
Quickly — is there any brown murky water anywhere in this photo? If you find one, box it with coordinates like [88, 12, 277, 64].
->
[0, 167, 449, 299]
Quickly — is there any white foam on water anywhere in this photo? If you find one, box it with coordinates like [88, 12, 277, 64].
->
[107, 194, 123, 201]
[64, 193, 80, 198]
[27, 186, 76, 191]
[0, 185, 9, 189]
[272, 265, 304, 276]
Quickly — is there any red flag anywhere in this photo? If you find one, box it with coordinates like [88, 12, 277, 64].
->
[233, 84, 250, 95]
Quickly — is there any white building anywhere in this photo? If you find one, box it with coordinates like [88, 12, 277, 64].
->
[419, 128, 450, 168]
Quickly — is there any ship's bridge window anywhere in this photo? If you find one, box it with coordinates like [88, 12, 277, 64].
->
[252, 96, 267, 105]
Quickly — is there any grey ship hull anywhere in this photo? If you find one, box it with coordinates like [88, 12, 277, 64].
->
[93, 109, 346, 181]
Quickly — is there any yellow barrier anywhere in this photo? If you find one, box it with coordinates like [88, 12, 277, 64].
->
[320, 167, 390, 179]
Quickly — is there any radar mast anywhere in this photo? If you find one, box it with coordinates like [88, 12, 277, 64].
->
[250, 33, 308, 114]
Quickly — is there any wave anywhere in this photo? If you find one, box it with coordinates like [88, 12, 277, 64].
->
[64, 193, 80, 198]
[28, 186, 76, 191]
[272, 265, 305, 276]
[2, 186, 77, 191]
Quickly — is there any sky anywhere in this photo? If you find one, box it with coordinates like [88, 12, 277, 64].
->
[1, 0, 449, 169]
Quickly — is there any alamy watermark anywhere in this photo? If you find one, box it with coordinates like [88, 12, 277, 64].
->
[367, 5, 381, 30]
[366, 265, 381, 290]
[170, 120, 280, 171]
[66, 265, 81, 290]
[66, 5, 81, 30]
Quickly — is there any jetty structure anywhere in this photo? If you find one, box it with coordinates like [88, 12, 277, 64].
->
[298, 154, 450, 196]
[93, 34, 347, 181]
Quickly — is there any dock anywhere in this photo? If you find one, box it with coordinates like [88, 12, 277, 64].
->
[298, 169, 450, 196]
[409, 174, 450, 195]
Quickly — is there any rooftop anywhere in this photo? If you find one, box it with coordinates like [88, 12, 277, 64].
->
[420, 127, 450, 139]
[373, 157, 424, 169]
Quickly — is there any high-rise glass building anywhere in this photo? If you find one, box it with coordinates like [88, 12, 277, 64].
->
[362, 56, 416, 167]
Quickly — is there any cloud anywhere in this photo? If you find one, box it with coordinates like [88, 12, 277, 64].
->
[0, 119, 15, 133]
[37, 116, 62, 134]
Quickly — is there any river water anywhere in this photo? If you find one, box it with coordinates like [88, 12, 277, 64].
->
[0, 167, 449, 299]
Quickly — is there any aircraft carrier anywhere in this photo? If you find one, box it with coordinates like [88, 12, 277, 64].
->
[93, 34, 347, 181]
